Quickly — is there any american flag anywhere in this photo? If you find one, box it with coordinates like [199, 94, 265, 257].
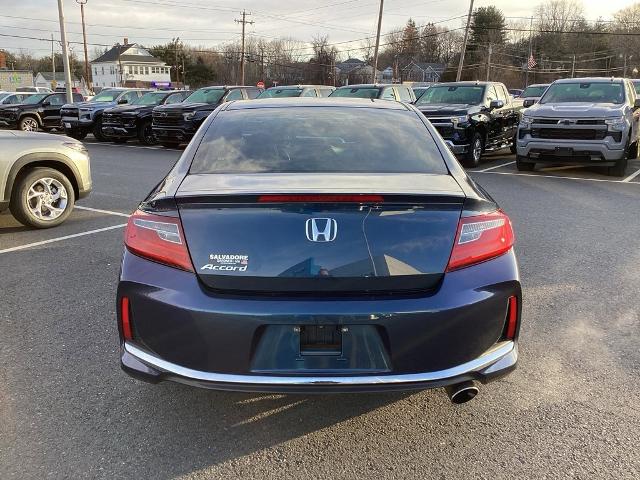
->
[527, 54, 537, 70]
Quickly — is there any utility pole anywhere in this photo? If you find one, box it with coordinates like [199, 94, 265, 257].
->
[51, 34, 56, 90]
[486, 44, 492, 81]
[623, 54, 628, 77]
[56, 0, 73, 103]
[571, 54, 576, 78]
[235, 10, 254, 85]
[525, 16, 533, 87]
[456, 0, 474, 82]
[76, 0, 91, 92]
[372, 0, 384, 83]
[173, 37, 180, 86]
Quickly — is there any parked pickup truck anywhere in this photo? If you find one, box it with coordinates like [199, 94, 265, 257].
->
[152, 85, 262, 148]
[60, 88, 151, 141]
[516, 77, 640, 176]
[415, 81, 520, 167]
[0, 92, 84, 132]
[101, 90, 191, 145]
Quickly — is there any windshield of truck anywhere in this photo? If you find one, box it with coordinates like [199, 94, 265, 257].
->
[23, 94, 49, 104]
[521, 85, 548, 97]
[416, 85, 485, 105]
[540, 82, 624, 104]
[91, 90, 122, 102]
[184, 88, 225, 104]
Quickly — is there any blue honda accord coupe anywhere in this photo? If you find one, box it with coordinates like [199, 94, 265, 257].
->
[117, 98, 521, 404]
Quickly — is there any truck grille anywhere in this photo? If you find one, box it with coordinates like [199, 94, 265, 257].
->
[534, 118, 606, 126]
[102, 112, 123, 127]
[60, 107, 79, 118]
[153, 111, 182, 127]
[423, 117, 455, 138]
[531, 128, 606, 140]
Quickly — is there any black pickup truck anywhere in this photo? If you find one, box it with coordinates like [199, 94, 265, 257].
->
[415, 81, 520, 167]
[101, 90, 192, 145]
[0, 92, 83, 132]
[152, 85, 262, 148]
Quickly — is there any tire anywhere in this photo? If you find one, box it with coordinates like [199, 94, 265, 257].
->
[67, 130, 87, 140]
[608, 156, 628, 177]
[92, 116, 106, 141]
[9, 167, 75, 228]
[510, 133, 517, 154]
[138, 120, 157, 145]
[628, 141, 638, 160]
[461, 133, 484, 168]
[18, 116, 40, 132]
[160, 142, 180, 149]
[516, 155, 535, 171]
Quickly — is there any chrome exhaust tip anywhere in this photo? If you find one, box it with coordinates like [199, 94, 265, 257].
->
[445, 381, 479, 404]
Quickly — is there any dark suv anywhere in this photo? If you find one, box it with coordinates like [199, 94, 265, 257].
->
[0, 92, 84, 132]
[101, 90, 192, 145]
[329, 84, 416, 102]
[257, 85, 335, 98]
[152, 85, 263, 148]
[60, 88, 151, 141]
[415, 81, 520, 167]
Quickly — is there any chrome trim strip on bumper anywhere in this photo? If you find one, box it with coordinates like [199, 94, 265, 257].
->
[124, 340, 516, 387]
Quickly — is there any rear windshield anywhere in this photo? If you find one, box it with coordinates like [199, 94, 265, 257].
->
[540, 82, 625, 104]
[330, 88, 380, 99]
[190, 107, 447, 174]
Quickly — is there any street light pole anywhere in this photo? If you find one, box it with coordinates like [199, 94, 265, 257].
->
[456, 0, 474, 82]
[372, 0, 384, 83]
[76, 0, 91, 92]
[56, 0, 73, 103]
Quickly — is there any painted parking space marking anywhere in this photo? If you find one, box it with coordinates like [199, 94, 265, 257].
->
[473, 170, 639, 185]
[83, 141, 165, 151]
[75, 205, 131, 218]
[477, 161, 516, 172]
[0, 224, 127, 254]
[622, 168, 640, 183]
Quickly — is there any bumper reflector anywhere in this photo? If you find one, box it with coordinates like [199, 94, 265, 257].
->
[120, 296, 133, 341]
[505, 296, 518, 340]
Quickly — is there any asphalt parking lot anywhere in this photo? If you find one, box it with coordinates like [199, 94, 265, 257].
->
[1, 142, 639, 479]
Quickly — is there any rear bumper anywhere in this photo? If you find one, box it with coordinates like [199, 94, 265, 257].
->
[122, 340, 517, 393]
[118, 249, 521, 392]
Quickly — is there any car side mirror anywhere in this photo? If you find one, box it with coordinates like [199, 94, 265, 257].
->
[523, 99, 536, 108]
[42, 101, 51, 107]
[489, 99, 504, 110]
[634, 98, 640, 109]
[118, 98, 128, 104]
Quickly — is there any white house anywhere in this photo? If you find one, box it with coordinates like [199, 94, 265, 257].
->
[91, 40, 171, 89]
[35, 72, 83, 90]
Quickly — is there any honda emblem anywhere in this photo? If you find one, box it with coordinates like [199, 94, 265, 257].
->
[305, 218, 338, 242]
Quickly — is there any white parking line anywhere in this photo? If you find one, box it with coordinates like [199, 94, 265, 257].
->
[473, 170, 637, 184]
[622, 168, 640, 183]
[83, 141, 165, 151]
[75, 205, 131, 218]
[0, 224, 127, 254]
[478, 161, 516, 172]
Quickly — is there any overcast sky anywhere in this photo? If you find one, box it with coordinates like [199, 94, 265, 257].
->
[0, 0, 637, 59]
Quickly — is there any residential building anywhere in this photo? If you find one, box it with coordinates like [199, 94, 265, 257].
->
[90, 39, 171, 89]
[401, 61, 446, 83]
[35, 72, 84, 91]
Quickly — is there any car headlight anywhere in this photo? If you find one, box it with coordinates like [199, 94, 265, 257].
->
[62, 142, 88, 155]
[451, 115, 469, 125]
[520, 115, 534, 129]
[183, 112, 195, 121]
[605, 117, 626, 131]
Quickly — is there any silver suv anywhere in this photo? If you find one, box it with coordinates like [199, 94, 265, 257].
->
[516, 77, 640, 176]
[0, 131, 92, 228]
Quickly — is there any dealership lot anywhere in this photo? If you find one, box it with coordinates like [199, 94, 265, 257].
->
[1, 143, 639, 478]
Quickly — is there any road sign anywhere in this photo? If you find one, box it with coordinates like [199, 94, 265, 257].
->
[257, 81, 265, 89]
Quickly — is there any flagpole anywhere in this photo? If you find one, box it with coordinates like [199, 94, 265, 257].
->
[525, 16, 533, 87]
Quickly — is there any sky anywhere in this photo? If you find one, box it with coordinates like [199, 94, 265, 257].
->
[0, 0, 637, 60]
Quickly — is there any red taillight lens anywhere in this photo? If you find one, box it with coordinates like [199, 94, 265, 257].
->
[258, 194, 384, 203]
[124, 210, 194, 272]
[505, 296, 518, 340]
[120, 296, 133, 341]
[447, 210, 514, 272]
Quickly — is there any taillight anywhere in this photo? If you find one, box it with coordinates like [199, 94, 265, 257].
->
[258, 194, 384, 203]
[124, 210, 194, 272]
[120, 296, 133, 341]
[505, 296, 518, 340]
[447, 210, 514, 271]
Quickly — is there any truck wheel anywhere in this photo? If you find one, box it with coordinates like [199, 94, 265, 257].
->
[67, 130, 87, 140]
[138, 120, 157, 145]
[160, 142, 180, 149]
[628, 141, 638, 160]
[19, 116, 39, 132]
[461, 133, 483, 168]
[9, 167, 75, 228]
[510, 133, 517, 154]
[516, 155, 535, 171]
[92, 116, 106, 142]
[608, 157, 628, 177]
